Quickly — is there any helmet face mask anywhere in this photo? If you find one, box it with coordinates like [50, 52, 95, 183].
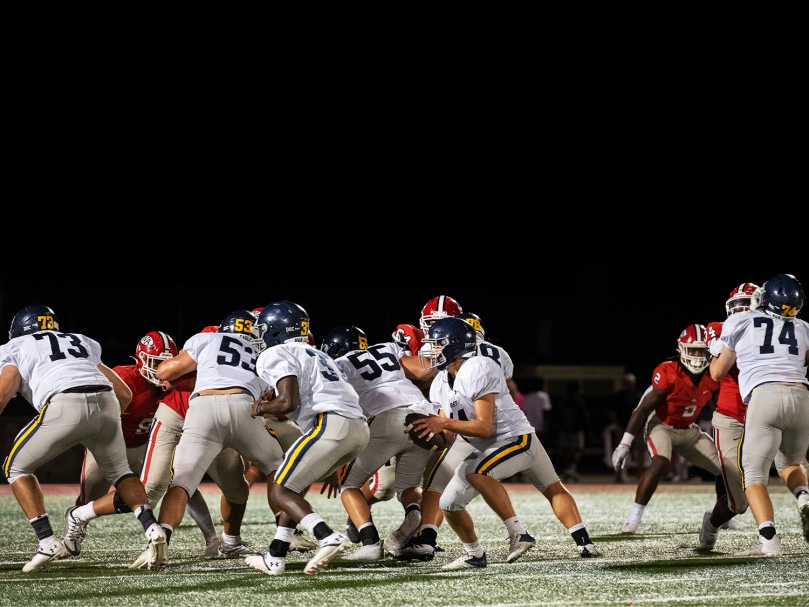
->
[759, 273, 804, 319]
[421, 317, 477, 371]
[136, 331, 178, 386]
[9, 304, 59, 340]
[419, 295, 463, 335]
[677, 324, 709, 374]
[319, 325, 368, 359]
[255, 301, 311, 351]
[725, 283, 759, 316]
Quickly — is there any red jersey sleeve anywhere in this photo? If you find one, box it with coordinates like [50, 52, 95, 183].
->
[114, 365, 162, 448]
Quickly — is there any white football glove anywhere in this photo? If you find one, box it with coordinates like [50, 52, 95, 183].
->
[709, 338, 724, 358]
[612, 444, 631, 471]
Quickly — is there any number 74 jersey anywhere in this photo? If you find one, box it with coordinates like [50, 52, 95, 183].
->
[720, 310, 809, 403]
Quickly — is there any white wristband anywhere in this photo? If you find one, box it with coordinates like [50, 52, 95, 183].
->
[620, 432, 635, 446]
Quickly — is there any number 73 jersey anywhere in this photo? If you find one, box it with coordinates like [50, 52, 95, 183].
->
[650, 360, 719, 428]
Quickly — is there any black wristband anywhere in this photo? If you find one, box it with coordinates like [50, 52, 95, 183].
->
[255, 401, 264, 416]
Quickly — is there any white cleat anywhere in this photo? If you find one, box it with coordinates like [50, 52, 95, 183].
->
[63, 506, 88, 557]
[506, 532, 535, 563]
[578, 543, 601, 557]
[734, 534, 782, 557]
[343, 540, 383, 561]
[129, 523, 168, 570]
[699, 510, 719, 551]
[22, 537, 69, 572]
[289, 529, 318, 553]
[621, 522, 639, 534]
[245, 552, 285, 575]
[798, 492, 809, 542]
[304, 533, 350, 575]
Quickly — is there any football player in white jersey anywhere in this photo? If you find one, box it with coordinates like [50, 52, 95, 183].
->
[710, 273, 809, 556]
[130, 309, 285, 571]
[0, 304, 166, 572]
[410, 317, 601, 569]
[399, 310, 527, 562]
[246, 301, 370, 577]
[319, 325, 437, 561]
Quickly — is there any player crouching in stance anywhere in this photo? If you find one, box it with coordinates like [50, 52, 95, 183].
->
[410, 317, 600, 569]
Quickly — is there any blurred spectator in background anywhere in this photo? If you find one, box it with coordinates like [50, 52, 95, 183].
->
[603, 373, 648, 483]
[554, 381, 589, 483]
[508, 378, 524, 409]
[521, 378, 552, 445]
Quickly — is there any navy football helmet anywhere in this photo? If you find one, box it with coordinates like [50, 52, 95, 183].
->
[460, 312, 485, 342]
[9, 304, 59, 340]
[255, 301, 311, 351]
[320, 325, 368, 359]
[421, 317, 478, 370]
[219, 309, 261, 351]
[759, 273, 804, 319]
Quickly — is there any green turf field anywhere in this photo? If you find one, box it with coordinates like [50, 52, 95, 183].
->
[1, 482, 808, 607]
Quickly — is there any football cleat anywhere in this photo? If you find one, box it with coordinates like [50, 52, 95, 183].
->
[699, 510, 719, 550]
[304, 533, 350, 575]
[507, 532, 535, 563]
[384, 509, 422, 555]
[394, 541, 435, 562]
[245, 552, 285, 575]
[734, 534, 782, 557]
[22, 537, 69, 572]
[63, 506, 88, 557]
[289, 529, 318, 552]
[797, 492, 809, 542]
[129, 523, 168, 570]
[577, 543, 601, 557]
[621, 522, 639, 533]
[343, 540, 383, 561]
[719, 516, 747, 530]
[345, 515, 361, 544]
[442, 551, 487, 569]
[218, 540, 259, 558]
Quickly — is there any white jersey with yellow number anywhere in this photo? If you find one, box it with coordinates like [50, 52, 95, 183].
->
[256, 341, 366, 434]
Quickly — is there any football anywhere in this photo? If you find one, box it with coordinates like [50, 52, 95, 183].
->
[404, 413, 447, 451]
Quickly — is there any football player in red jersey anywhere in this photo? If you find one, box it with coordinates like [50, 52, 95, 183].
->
[612, 325, 728, 534]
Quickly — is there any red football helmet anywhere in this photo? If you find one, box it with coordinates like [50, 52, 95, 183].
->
[676, 324, 709, 374]
[419, 295, 463, 334]
[725, 282, 759, 316]
[201, 325, 220, 333]
[136, 331, 179, 386]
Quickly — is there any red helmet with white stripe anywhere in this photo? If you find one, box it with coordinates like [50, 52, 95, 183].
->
[419, 295, 463, 334]
[135, 331, 178, 386]
[725, 283, 759, 316]
[676, 324, 709, 374]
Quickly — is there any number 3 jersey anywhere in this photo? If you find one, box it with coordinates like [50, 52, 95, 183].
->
[650, 360, 718, 428]
[719, 310, 809, 403]
[0, 331, 112, 411]
[432, 355, 533, 452]
[334, 341, 433, 418]
[182, 332, 268, 400]
[255, 341, 366, 434]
